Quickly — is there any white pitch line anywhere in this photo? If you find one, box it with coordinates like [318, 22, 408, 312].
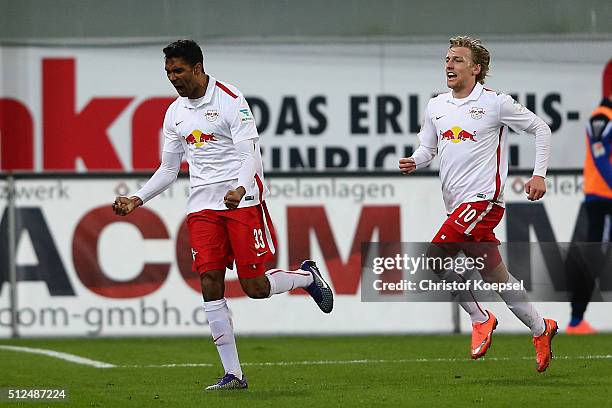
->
[117, 354, 612, 369]
[2, 344, 610, 369]
[0, 345, 116, 368]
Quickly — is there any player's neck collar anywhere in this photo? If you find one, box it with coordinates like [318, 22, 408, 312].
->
[182, 75, 216, 108]
[447, 83, 483, 106]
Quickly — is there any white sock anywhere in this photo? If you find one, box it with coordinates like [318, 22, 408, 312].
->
[457, 293, 489, 324]
[204, 298, 242, 378]
[495, 273, 545, 336]
[265, 268, 314, 296]
[439, 269, 488, 324]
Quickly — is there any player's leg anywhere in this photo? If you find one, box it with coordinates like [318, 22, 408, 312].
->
[480, 260, 546, 336]
[487, 263, 559, 372]
[432, 202, 503, 359]
[236, 268, 313, 299]
[187, 210, 247, 390]
[225, 205, 312, 299]
[468, 207, 558, 372]
[426, 242, 489, 324]
[478, 257, 558, 372]
[430, 238, 497, 359]
[227, 205, 333, 313]
[201, 270, 247, 390]
[431, 205, 489, 325]
[265, 261, 333, 313]
[468, 206, 548, 338]
[237, 264, 332, 313]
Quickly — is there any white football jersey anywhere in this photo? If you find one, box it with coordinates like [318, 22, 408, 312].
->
[162, 75, 267, 213]
[417, 83, 538, 213]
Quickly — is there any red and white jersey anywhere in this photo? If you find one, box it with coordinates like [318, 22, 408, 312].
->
[162, 75, 267, 213]
[418, 83, 539, 213]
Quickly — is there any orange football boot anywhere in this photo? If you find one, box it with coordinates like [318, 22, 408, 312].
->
[533, 318, 558, 373]
[565, 320, 596, 335]
[471, 311, 498, 359]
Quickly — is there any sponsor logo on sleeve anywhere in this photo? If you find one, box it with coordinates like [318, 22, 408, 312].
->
[239, 108, 254, 123]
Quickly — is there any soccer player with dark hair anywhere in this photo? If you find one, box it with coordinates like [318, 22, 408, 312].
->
[112, 39, 333, 390]
[400, 36, 558, 372]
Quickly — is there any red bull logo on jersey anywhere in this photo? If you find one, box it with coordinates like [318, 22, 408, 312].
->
[441, 126, 477, 144]
[185, 129, 217, 148]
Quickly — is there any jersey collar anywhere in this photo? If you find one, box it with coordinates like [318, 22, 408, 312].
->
[446, 82, 484, 106]
[180, 75, 217, 109]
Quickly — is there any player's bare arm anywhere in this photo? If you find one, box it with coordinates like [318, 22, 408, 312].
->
[524, 175, 546, 201]
[112, 196, 143, 216]
[399, 157, 417, 175]
[223, 186, 246, 209]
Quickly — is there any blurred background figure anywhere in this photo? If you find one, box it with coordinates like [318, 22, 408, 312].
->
[567, 65, 612, 334]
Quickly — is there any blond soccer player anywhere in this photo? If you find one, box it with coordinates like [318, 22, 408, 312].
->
[400, 36, 558, 372]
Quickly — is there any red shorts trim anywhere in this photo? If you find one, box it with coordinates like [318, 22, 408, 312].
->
[432, 201, 504, 270]
[186, 204, 276, 279]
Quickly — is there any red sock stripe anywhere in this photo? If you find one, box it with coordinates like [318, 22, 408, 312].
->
[458, 273, 486, 316]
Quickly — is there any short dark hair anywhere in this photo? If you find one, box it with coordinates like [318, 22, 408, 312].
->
[163, 39, 203, 67]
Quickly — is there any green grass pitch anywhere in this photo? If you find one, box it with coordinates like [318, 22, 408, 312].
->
[1, 334, 611, 407]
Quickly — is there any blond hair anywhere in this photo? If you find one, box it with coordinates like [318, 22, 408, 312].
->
[449, 36, 490, 84]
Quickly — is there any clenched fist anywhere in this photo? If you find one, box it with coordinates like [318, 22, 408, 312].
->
[524, 176, 546, 201]
[224, 186, 246, 209]
[112, 196, 143, 216]
[399, 157, 417, 175]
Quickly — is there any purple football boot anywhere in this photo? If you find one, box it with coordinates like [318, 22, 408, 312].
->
[205, 373, 248, 391]
[301, 260, 334, 313]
